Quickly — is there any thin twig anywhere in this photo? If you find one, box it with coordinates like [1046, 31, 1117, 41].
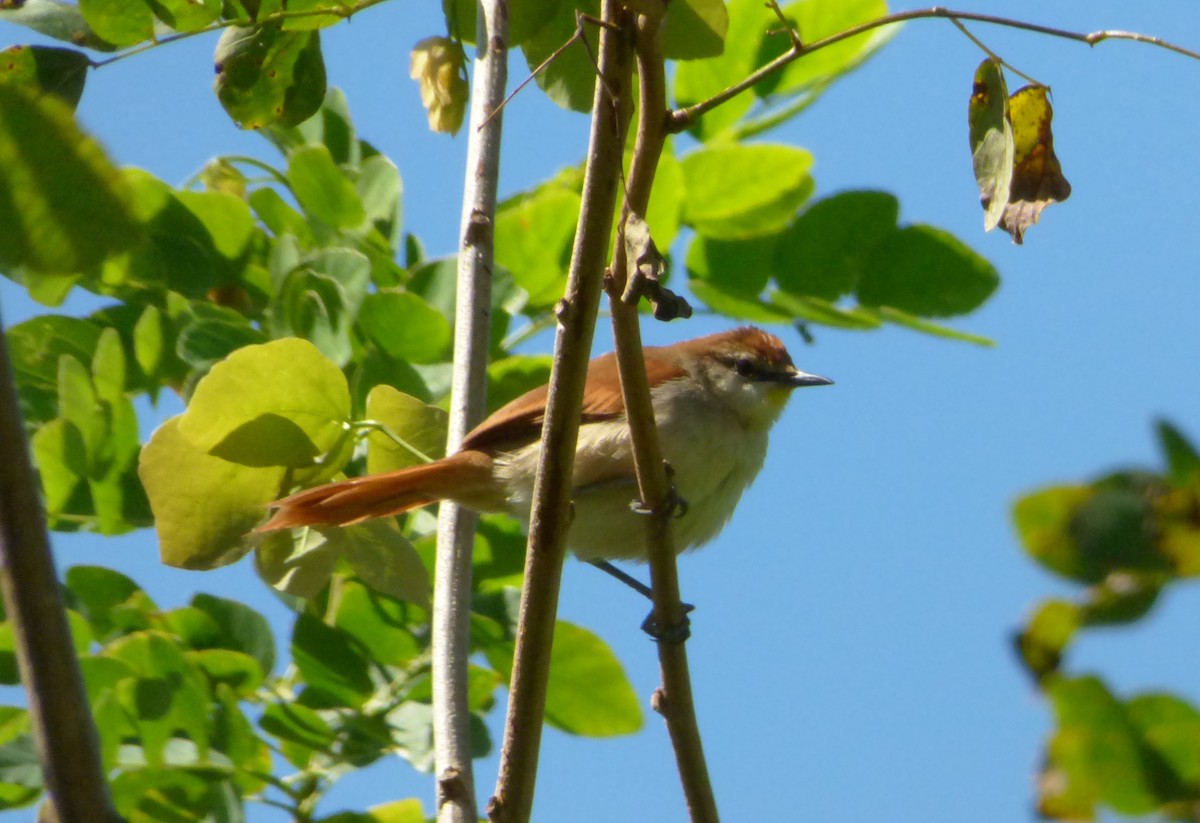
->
[478, 12, 617, 133]
[89, 0, 391, 69]
[948, 17, 1042, 87]
[433, 1, 509, 821]
[487, 4, 634, 822]
[669, 6, 1200, 132]
[605, 8, 720, 822]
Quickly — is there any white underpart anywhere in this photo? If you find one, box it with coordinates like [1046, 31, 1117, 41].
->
[493, 364, 784, 561]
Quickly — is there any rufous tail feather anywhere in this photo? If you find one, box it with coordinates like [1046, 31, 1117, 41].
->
[257, 449, 497, 531]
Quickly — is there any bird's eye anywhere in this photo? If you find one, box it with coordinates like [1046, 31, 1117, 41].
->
[734, 358, 755, 378]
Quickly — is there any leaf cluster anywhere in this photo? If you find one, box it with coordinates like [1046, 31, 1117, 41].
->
[1012, 422, 1200, 820]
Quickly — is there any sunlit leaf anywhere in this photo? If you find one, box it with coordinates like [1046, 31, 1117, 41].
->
[357, 291, 452, 364]
[291, 611, 373, 707]
[333, 578, 422, 666]
[0, 83, 141, 274]
[680, 143, 812, 239]
[0, 45, 89, 107]
[287, 143, 365, 228]
[78, 0, 152, 47]
[177, 337, 351, 469]
[214, 25, 326, 130]
[365, 385, 447, 475]
[519, 0, 597, 113]
[495, 186, 580, 306]
[0, 0, 115, 52]
[328, 520, 431, 606]
[661, 0, 727, 60]
[140, 418, 282, 569]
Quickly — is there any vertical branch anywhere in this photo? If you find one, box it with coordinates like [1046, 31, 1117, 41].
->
[606, 8, 720, 822]
[433, 1, 508, 820]
[487, 4, 634, 822]
[0, 326, 121, 823]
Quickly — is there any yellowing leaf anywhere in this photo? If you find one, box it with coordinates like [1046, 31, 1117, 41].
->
[177, 337, 351, 471]
[967, 58, 1012, 233]
[409, 36, 468, 135]
[139, 418, 283, 569]
[1002, 84, 1072, 244]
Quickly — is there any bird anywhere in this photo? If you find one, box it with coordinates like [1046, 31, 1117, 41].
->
[258, 326, 831, 561]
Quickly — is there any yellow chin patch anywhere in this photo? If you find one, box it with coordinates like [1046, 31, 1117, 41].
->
[766, 384, 792, 410]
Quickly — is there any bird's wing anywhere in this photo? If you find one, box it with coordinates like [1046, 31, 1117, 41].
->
[461, 349, 686, 454]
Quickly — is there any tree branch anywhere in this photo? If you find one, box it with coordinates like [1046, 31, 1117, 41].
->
[604, 7, 719, 822]
[487, 4, 634, 822]
[668, 5, 1200, 132]
[0, 326, 122, 823]
[432, 2, 509, 821]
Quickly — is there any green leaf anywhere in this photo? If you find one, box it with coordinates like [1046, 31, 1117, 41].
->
[690, 280, 791, 323]
[365, 385, 447, 474]
[185, 648, 264, 695]
[0, 734, 42, 799]
[176, 316, 268, 370]
[686, 232, 777, 297]
[680, 143, 813, 239]
[103, 631, 212, 767]
[672, 0, 766, 140]
[768, 292, 882, 330]
[0, 45, 89, 108]
[64, 565, 147, 639]
[214, 25, 326, 130]
[1047, 676, 1160, 816]
[0, 0, 116, 52]
[319, 798, 429, 823]
[177, 337, 351, 469]
[495, 186, 580, 306]
[329, 520, 431, 606]
[661, 0, 728, 60]
[139, 417, 283, 569]
[333, 579, 422, 667]
[255, 529, 340, 598]
[287, 143, 366, 228]
[755, 0, 892, 99]
[277, 0, 344, 30]
[486, 355, 552, 413]
[271, 248, 371, 367]
[487, 620, 641, 737]
[0, 83, 141, 274]
[1014, 599, 1079, 682]
[358, 153, 403, 239]
[968, 58, 1013, 232]
[519, 0, 598, 112]
[858, 225, 998, 318]
[357, 291, 452, 364]
[291, 612, 373, 707]
[259, 700, 335, 760]
[191, 593, 275, 677]
[1012, 485, 1098, 584]
[1127, 694, 1200, 791]
[870, 307, 995, 347]
[442, 0, 556, 46]
[78, 0, 153, 47]
[147, 0, 220, 31]
[31, 418, 86, 516]
[1156, 420, 1200, 487]
[775, 190, 898, 300]
[132, 305, 164, 382]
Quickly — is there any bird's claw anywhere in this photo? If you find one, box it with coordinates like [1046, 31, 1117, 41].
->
[641, 602, 696, 644]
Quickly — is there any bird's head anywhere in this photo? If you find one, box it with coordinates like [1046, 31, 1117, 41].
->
[682, 327, 833, 429]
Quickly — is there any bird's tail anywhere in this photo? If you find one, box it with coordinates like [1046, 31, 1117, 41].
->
[257, 449, 498, 531]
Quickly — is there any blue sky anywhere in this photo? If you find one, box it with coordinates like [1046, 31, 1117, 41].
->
[3, 1, 1200, 820]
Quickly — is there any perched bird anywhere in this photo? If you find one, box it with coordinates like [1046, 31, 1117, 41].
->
[259, 326, 831, 561]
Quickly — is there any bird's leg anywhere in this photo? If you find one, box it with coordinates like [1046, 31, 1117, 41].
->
[627, 461, 688, 520]
[587, 559, 695, 643]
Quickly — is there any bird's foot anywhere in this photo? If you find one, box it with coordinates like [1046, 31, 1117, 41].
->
[641, 603, 695, 644]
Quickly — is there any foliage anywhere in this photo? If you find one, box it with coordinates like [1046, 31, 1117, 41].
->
[0, 0, 1021, 818]
[1013, 421, 1200, 820]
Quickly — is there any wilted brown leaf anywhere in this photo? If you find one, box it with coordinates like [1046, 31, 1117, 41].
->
[1001, 84, 1072, 244]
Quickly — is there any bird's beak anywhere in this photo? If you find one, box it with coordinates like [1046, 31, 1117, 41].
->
[782, 370, 833, 388]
